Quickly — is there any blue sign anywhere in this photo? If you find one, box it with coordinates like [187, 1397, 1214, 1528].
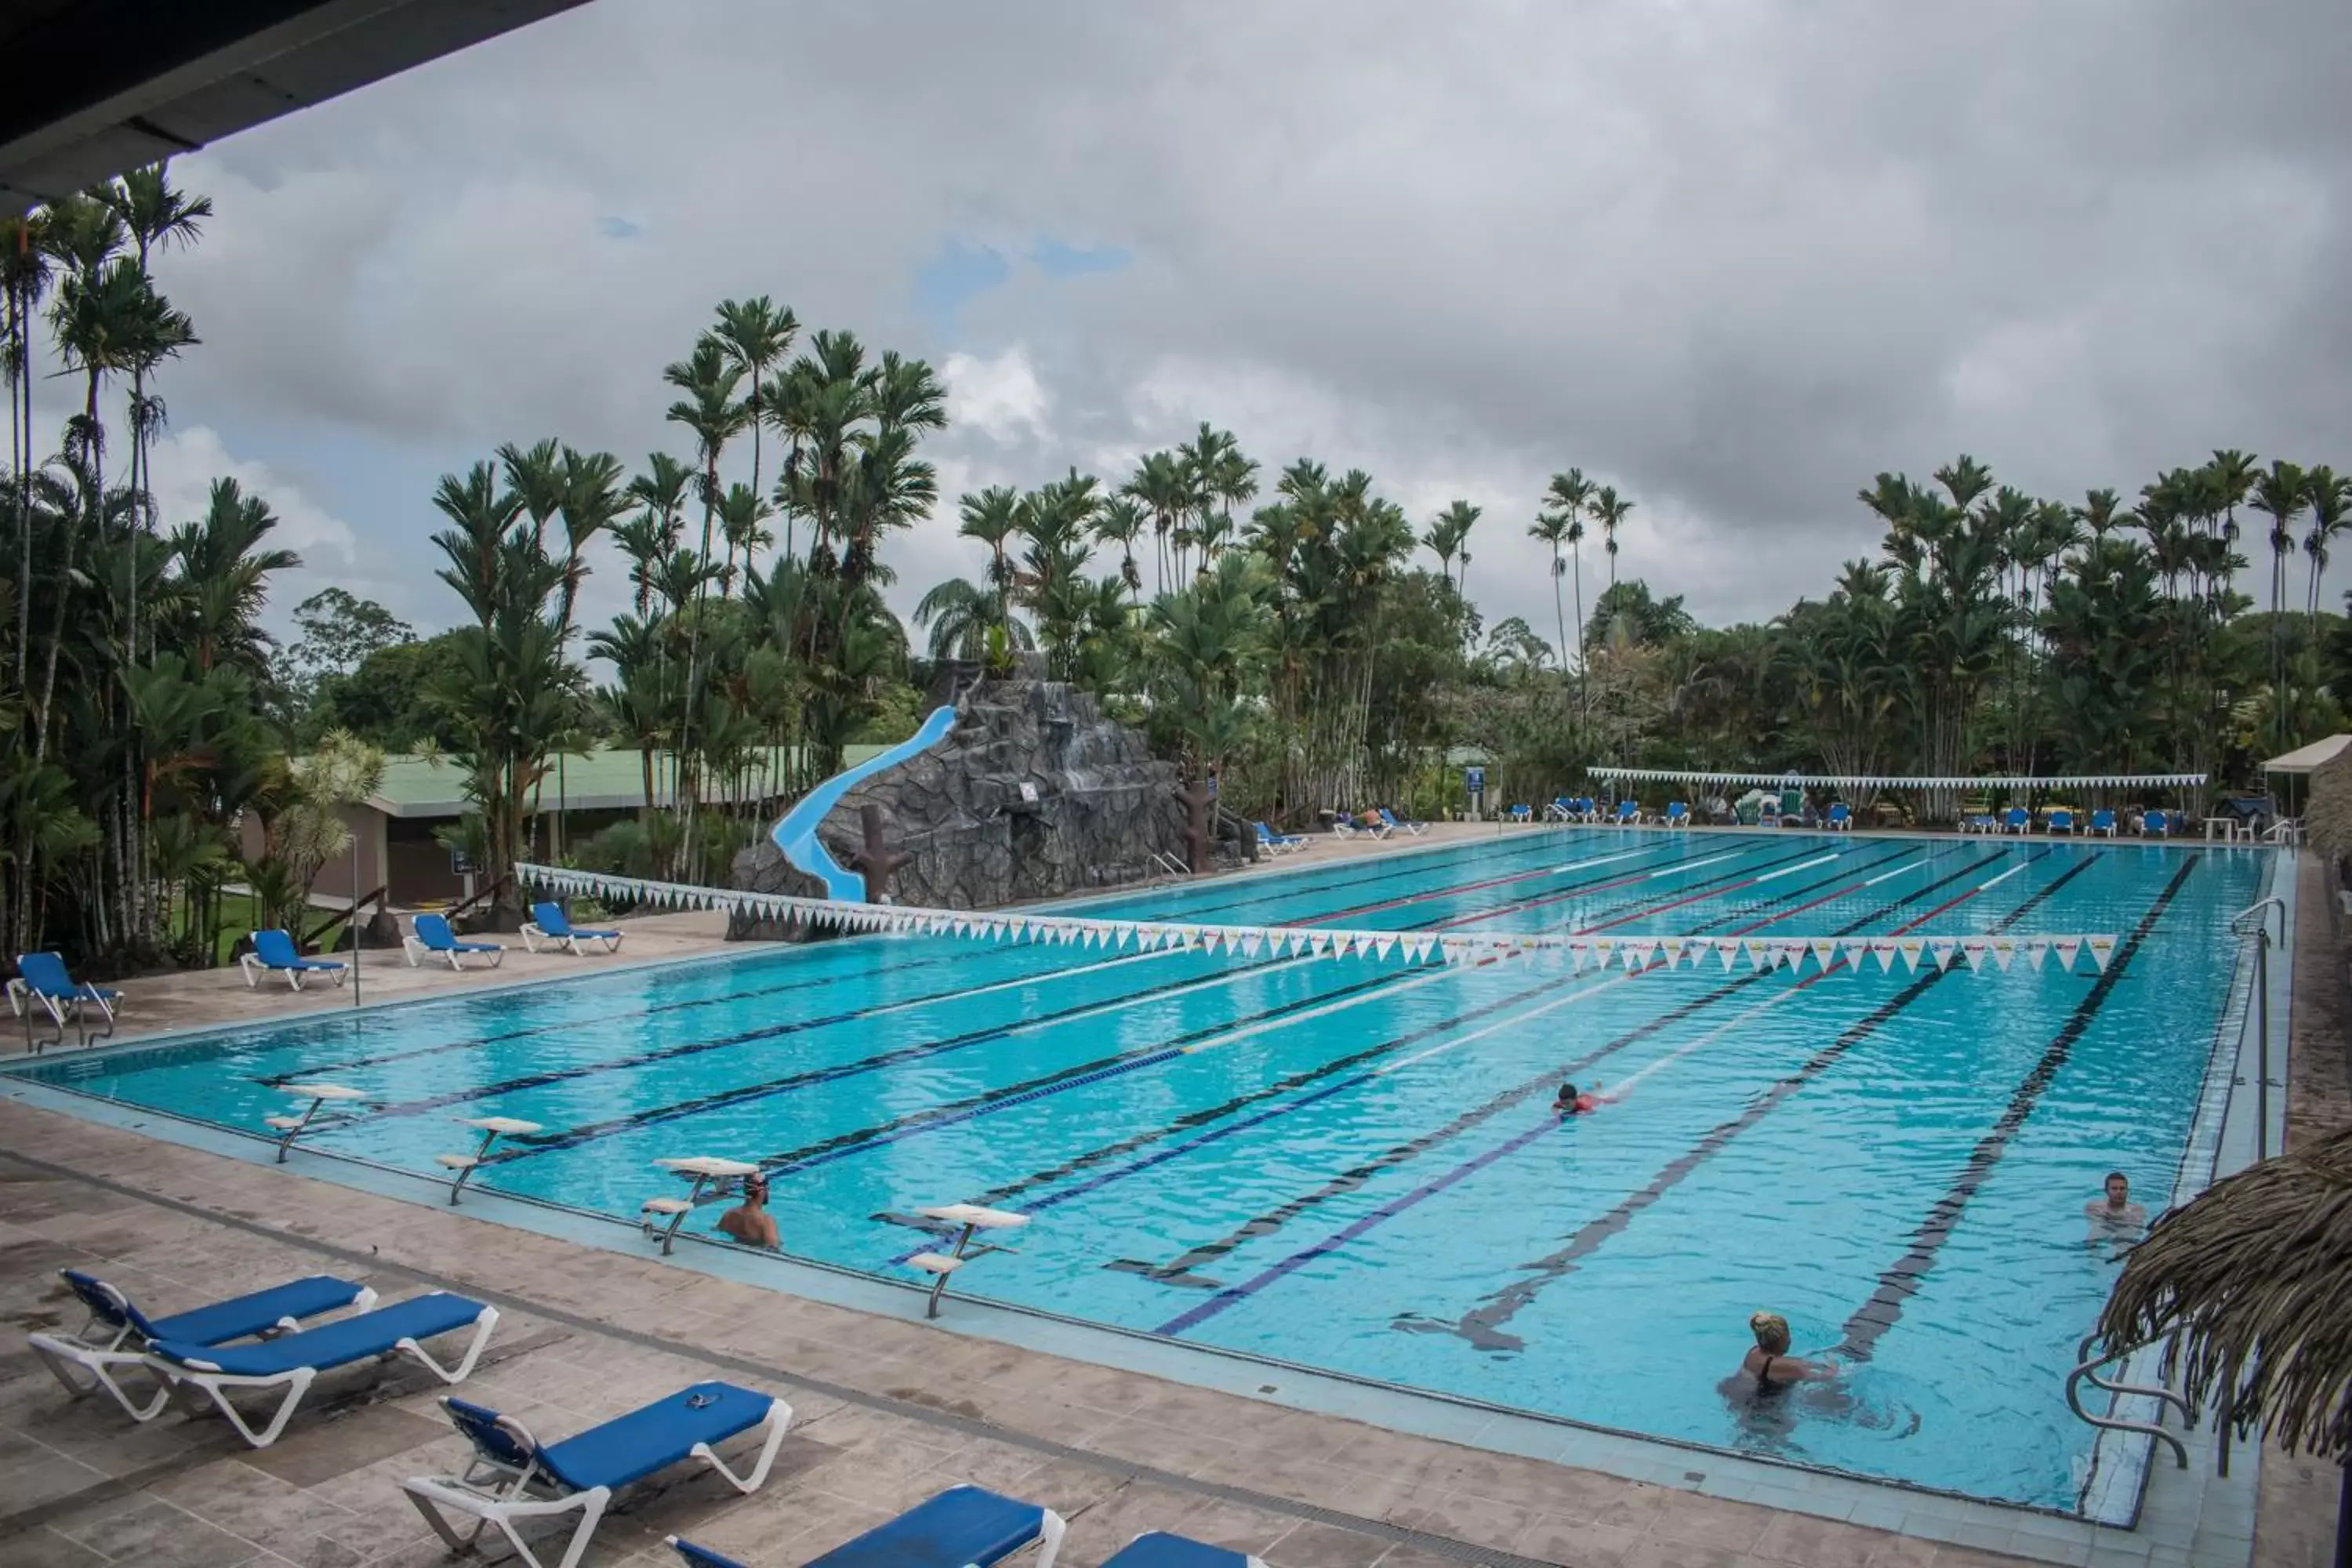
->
[1465, 766, 1486, 793]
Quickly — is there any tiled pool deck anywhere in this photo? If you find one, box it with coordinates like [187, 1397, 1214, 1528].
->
[0, 832, 2294, 1568]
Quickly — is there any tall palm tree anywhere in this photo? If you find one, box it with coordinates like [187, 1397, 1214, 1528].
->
[1538, 469, 1595, 709]
[957, 485, 1022, 650]
[2, 209, 53, 691]
[1422, 500, 1479, 590]
[1093, 495, 1146, 603]
[2250, 459, 2307, 749]
[1590, 484, 1634, 598]
[710, 296, 797, 507]
[2302, 466, 2348, 622]
[104, 164, 210, 637]
[662, 336, 747, 833]
[1123, 450, 1191, 593]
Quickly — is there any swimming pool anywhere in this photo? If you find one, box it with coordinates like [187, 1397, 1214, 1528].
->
[11, 829, 2269, 1512]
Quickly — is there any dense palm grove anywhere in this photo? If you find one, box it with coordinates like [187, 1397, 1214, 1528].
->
[7, 168, 2351, 970]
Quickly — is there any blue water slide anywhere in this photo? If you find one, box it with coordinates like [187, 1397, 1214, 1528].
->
[771, 705, 960, 900]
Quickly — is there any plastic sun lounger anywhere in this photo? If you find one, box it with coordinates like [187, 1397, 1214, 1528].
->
[143, 1290, 498, 1448]
[405, 1381, 790, 1568]
[1613, 800, 1642, 826]
[2048, 808, 2075, 835]
[405, 913, 506, 971]
[1252, 822, 1308, 855]
[2143, 809, 2172, 837]
[1545, 797, 1574, 822]
[1664, 800, 1690, 828]
[1825, 803, 1853, 831]
[521, 902, 624, 955]
[2002, 807, 2031, 835]
[28, 1269, 376, 1421]
[1102, 1533, 1268, 1568]
[670, 1484, 1069, 1568]
[1508, 804, 1534, 823]
[9, 950, 122, 1051]
[2089, 808, 2118, 837]
[239, 927, 349, 991]
[1377, 808, 1427, 835]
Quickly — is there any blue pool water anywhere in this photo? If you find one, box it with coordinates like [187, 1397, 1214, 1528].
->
[13, 829, 2267, 1510]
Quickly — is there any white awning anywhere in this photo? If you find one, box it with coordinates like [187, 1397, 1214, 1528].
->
[2261, 735, 2352, 775]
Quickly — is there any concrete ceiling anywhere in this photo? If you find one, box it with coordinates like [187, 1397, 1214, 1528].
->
[0, 0, 593, 212]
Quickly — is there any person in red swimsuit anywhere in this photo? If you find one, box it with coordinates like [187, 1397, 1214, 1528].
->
[1554, 1081, 1619, 1116]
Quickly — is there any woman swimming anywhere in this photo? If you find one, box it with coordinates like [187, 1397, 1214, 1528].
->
[1737, 1312, 1838, 1399]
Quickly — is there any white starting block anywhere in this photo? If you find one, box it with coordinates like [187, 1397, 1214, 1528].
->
[641, 1156, 762, 1254]
[264, 1083, 367, 1163]
[434, 1116, 543, 1205]
[907, 1203, 1029, 1319]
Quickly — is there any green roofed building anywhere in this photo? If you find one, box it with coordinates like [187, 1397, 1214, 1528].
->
[249, 746, 886, 906]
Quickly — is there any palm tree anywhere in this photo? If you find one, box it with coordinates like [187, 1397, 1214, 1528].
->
[2250, 460, 2308, 749]
[913, 576, 1033, 662]
[662, 336, 747, 836]
[1094, 495, 1147, 603]
[957, 485, 1022, 651]
[1537, 469, 1595, 708]
[2, 209, 53, 691]
[1590, 485, 1634, 598]
[2302, 466, 2348, 622]
[104, 164, 210, 635]
[1123, 450, 1191, 594]
[1422, 500, 1479, 590]
[710, 296, 797, 504]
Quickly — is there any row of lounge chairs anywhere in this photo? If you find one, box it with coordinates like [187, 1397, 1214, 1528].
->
[1961, 807, 2173, 837]
[1254, 808, 1427, 854]
[8, 903, 623, 1054]
[31, 1265, 1252, 1568]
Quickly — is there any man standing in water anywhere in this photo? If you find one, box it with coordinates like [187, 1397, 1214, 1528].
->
[717, 1174, 780, 1250]
[2085, 1171, 2146, 1252]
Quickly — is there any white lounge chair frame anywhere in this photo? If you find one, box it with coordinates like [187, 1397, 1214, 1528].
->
[7, 974, 118, 1051]
[519, 921, 622, 956]
[27, 1281, 379, 1422]
[403, 1395, 791, 1568]
[237, 952, 348, 991]
[148, 1303, 499, 1448]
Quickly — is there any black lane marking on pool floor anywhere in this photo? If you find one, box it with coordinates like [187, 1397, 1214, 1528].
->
[1116, 844, 2016, 1295]
[499, 838, 1824, 1174]
[1385, 851, 2104, 1353]
[1448, 837, 1834, 934]
[1834, 852, 2203, 1361]
[387, 840, 1733, 1143]
[961, 843, 1936, 1271]
[256, 829, 1606, 1086]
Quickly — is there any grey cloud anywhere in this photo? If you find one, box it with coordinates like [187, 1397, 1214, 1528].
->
[125, 0, 2352, 641]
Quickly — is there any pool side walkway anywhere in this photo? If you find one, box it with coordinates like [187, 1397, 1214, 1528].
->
[0, 1102, 2036, 1568]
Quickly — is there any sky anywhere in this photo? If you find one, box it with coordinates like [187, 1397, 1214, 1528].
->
[41, 0, 2352, 651]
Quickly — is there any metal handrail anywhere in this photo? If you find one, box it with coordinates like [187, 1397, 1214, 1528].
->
[2230, 895, 2285, 944]
[2067, 1334, 2189, 1468]
[2229, 895, 2288, 1161]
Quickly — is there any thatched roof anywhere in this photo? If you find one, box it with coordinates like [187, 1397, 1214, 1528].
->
[2098, 1127, 2352, 1458]
[2304, 742, 2352, 868]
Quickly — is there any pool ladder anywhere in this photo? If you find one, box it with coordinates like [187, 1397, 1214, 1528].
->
[2065, 1333, 2190, 1468]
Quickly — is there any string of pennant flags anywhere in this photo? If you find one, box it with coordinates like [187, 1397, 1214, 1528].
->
[518, 863, 2121, 978]
[1591, 768, 2205, 791]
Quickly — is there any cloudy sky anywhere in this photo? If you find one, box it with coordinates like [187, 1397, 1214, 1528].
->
[55, 0, 2352, 647]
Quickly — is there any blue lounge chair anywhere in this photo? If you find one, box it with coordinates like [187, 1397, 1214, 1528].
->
[1103, 1534, 1267, 1567]
[1508, 803, 1534, 824]
[143, 1290, 498, 1447]
[1664, 800, 1690, 828]
[239, 927, 349, 991]
[670, 1484, 1069, 1568]
[2089, 808, 2118, 837]
[521, 902, 625, 955]
[405, 913, 505, 971]
[1252, 822, 1308, 855]
[2002, 806, 2031, 835]
[1377, 808, 1426, 836]
[1613, 800, 1642, 826]
[2143, 808, 2172, 837]
[1825, 802, 1853, 831]
[406, 1381, 790, 1568]
[28, 1269, 375, 1421]
[2048, 808, 2075, 835]
[8, 951, 122, 1051]
[1545, 797, 1576, 822]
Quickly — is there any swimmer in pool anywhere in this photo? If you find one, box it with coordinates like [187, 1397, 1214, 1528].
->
[1555, 1081, 1620, 1116]
[716, 1174, 780, 1250]
[2085, 1171, 2147, 1232]
[1735, 1312, 1839, 1399]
